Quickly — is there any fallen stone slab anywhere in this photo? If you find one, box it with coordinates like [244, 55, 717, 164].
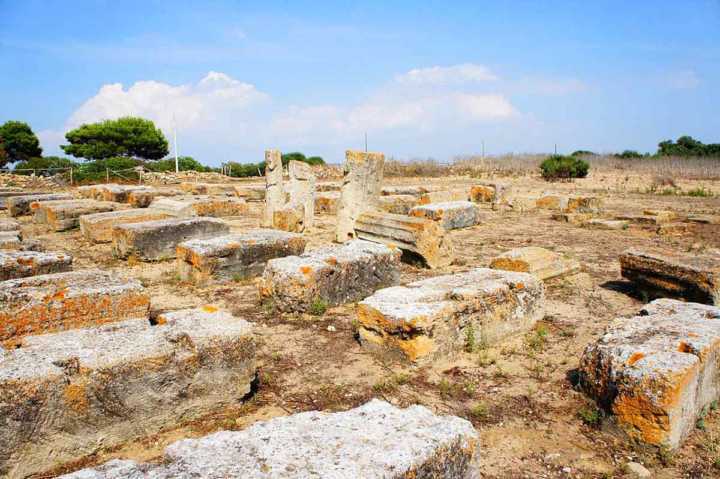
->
[336, 150, 384, 242]
[60, 399, 477, 479]
[620, 248, 719, 305]
[687, 214, 720, 225]
[409, 201, 482, 230]
[469, 182, 509, 210]
[583, 218, 629, 230]
[615, 214, 669, 226]
[180, 182, 237, 196]
[33, 199, 125, 231]
[551, 212, 594, 225]
[177, 229, 306, 283]
[378, 194, 419, 214]
[0, 250, 72, 281]
[315, 191, 340, 214]
[317, 181, 341, 192]
[381, 185, 429, 196]
[258, 239, 401, 312]
[643, 209, 683, 223]
[112, 217, 231, 261]
[0, 190, 43, 209]
[0, 218, 20, 232]
[358, 268, 545, 362]
[97, 184, 147, 203]
[0, 231, 22, 249]
[418, 189, 469, 205]
[0, 269, 149, 343]
[507, 195, 538, 213]
[80, 208, 173, 243]
[1, 306, 256, 478]
[233, 184, 265, 201]
[7, 192, 73, 216]
[126, 187, 179, 208]
[656, 222, 689, 236]
[579, 299, 720, 449]
[355, 210, 455, 268]
[536, 194, 601, 213]
[491, 246, 581, 281]
[149, 196, 248, 218]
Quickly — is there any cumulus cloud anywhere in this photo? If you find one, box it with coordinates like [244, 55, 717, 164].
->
[395, 64, 498, 85]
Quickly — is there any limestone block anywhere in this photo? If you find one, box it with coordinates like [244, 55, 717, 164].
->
[0, 190, 43, 209]
[687, 214, 720, 225]
[418, 189, 469, 205]
[378, 194, 420, 214]
[409, 201, 482, 230]
[262, 149, 285, 227]
[273, 204, 305, 233]
[98, 184, 146, 203]
[579, 299, 720, 449]
[7, 193, 73, 216]
[258, 240, 401, 312]
[507, 195, 538, 213]
[469, 182, 508, 210]
[233, 184, 266, 201]
[0, 231, 22, 249]
[0, 250, 72, 281]
[358, 268, 545, 362]
[355, 210, 455, 269]
[584, 219, 629, 230]
[620, 248, 720, 305]
[127, 187, 180, 208]
[149, 196, 248, 218]
[0, 218, 20, 232]
[112, 217, 230, 261]
[0, 269, 149, 343]
[657, 222, 689, 236]
[315, 191, 340, 214]
[180, 182, 237, 196]
[1, 307, 255, 478]
[335, 150, 384, 242]
[551, 212, 594, 225]
[615, 214, 665, 225]
[643, 209, 683, 223]
[60, 399, 477, 479]
[79, 208, 173, 243]
[288, 160, 316, 228]
[490, 246, 581, 281]
[536, 194, 601, 213]
[177, 229, 306, 283]
[32, 200, 126, 231]
[381, 185, 429, 196]
[317, 182, 341, 192]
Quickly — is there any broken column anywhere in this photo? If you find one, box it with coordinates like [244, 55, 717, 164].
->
[32, 199, 125, 231]
[358, 268, 545, 362]
[112, 217, 231, 261]
[579, 299, 720, 449]
[620, 248, 719, 305]
[354, 211, 454, 268]
[335, 150, 384, 242]
[287, 159, 316, 229]
[258, 239, 401, 312]
[79, 208, 172, 243]
[0, 306, 255, 478]
[60, 399, 477, 479]
[409, 201, 482, 230]
[0, 250, 72, 281]
[0, 269, 149, 343]
[177, 229, 307, 283]
[7, 193, 73, 217]
[490, 246, 581, 281]
[262, 149, 285, 227]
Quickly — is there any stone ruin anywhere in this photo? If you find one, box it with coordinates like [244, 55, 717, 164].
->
[262, 149, 317, 233]
[335, 150, 384, 242]
[490, 246, 581, 281]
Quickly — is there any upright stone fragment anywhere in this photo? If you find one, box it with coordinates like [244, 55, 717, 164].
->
[262, 149, 285, 227]
[359, 268, 544, 362]
[112, 217, 230, 261]
[315, 191, 340, 214]
[80, 208, 172, 243]
[33, 199, 125, 231]
[1, 307, 255, 478]
[60, 399, 478, 479]
[491, 246, 581, 281]
[409, 201, 482, 230]
[0, 250, 72, 281]
[620, 248, 720, 305]
[335, 150, 384, 242]
[354, 210, 454, 268]
[7, 193, 73, 216]
[287, 159, 316, 228]
[177, 229, 306, 283]
[149, 196, 248, 218]
[579, 299, 720, 449]
[0, 269, 149, 343]
[258, 240, 401, 312]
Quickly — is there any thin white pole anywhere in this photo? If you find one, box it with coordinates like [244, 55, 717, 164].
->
[173, 114, 179, 173]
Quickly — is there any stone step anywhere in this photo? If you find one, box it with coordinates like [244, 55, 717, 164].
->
[409, 200, 482, 230]
[490, 246, 581, 281]
[32, 200, 126, 231]
[80, 208, 173, 243]
[0, 250, 72, 281]
[358, 268, 545, 362]
[60, 399, 477, 479]
[1, 307, 255, 478]
[7, 193, 73, 217]
[258, 239, 401, 312]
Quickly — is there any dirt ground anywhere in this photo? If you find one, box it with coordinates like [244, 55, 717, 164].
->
[18, 171, 720, 479]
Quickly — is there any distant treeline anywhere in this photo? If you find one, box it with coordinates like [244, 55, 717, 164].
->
[573, 135, 720, 159]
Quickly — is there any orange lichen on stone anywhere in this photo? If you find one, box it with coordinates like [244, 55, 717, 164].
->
[627, 352, 645, 365]
[300, 266, 313, 275]
[202, 305, 219, 313]
[63, 383, 89, 413]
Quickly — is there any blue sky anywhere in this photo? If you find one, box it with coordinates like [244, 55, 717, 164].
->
[1, 0, 719, 165]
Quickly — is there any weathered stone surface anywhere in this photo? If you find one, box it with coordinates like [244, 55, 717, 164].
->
[687, 214, 720, 225]
[656, 222, 689, 236]
[418, 189, 469, 205]
[579, 299, 720, 449]
[0, 231, 22, 249]
[615, 214, 669, 226]
[381, 185, 429, 196]
[258, 240, 401, 312]
[355, 210, 455, 269]
[358, 268, 545, 362]
[273, 204, 305, 233]
[0, 269, 149, 343]
[336, 150, 384, 242]
[410, 201, 482, 230]
[584, 219, 629, 230]
[98, 184, 147, 203]
[317, 181, 341, 192]
[287, 160, 316, 228]
[233, 184, 265, 201]
[112, 217, 230, 261]
[80, 209, 172, 243]
[643, 209, 683, 223]
[315, 191, 340, 214]
[1, 306, 255, 478]
[60, 399, 477, 479]
[491, 246, 581, 281]
[0, 250, 72, 281]
[177, 229, 306, 283]
[33, 200, 125, 231]
[620, 248, 720, 305]
[149, 196, 248, 218]
[507, 195, 538, 213]
[378, 194, 419, 215]
[0, 218, 20, 232]
[469, 182, 509, 210]
[180, 182, 237, 196]
[536, 194, 601, 213]
[0, 190, 43, 209]
[263, 149, 285, 227]
[7, 193, 73, 216]
[126, 187, 180, 208]
[551, 212, 594, 225]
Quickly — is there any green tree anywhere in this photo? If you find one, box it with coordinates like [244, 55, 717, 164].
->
[62, 117, 169, 160]
[145, 156, 213, 172]
[281, 151, 325, 167]
[657, 136, 720, 157]
[0, 121, 43, 166]
[14, 156, 78, 172]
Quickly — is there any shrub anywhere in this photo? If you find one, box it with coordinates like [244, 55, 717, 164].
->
[614, 150, 646, 159]
[227, 161, 266, 178]
[281, 152, 325, 167]
[571, 150, 595, 156]
[145, 156, 214, 173]
[72, 157, 141, 183]
[309, 298, 328, 316]
[539, 154, 589, 181]
[14, 156, 78, 174]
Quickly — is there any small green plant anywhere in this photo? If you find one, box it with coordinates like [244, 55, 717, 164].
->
[687, 186, 714, 197]
[232, 273, 244, 282]
[469, 402, 488, 420]
[657, 444, 675, 466]
[464, 323, 477, 353]
[309, 298, 328, 316]
[540, 154, 589, 181]
[578, 406, 601, 426]
[526, 325, 549, 352]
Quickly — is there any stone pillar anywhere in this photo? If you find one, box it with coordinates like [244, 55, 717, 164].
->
[335, 150, 384, 243]
[288, 160, 316, 228]
[262, 149, 285, 227]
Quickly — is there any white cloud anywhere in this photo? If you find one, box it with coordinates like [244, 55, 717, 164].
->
[395, 63, 498, 85]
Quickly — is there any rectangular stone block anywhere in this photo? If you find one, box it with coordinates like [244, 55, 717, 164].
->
[315, 191, 340, 214]
[354, 210, 455, 269]
[378, 194, 419, 214]
[0, 269, 149, 343]
[180, 182, 238, 196]
[258, 239, 401, 312]
[490, 246, 581, 281]
[620, 248, 720, 305]
[126, 187, 179, 208]
[233, 184, 266, 201]
[381, 185, 429, 196]
[0, 218, 20, 232]
[149, 196, 248, 218]
[287, 160, 316, 228]
[0, 190, 43, 209]
[0, 250, 72, 281]
[336, 150, 384, 242]
[0, 231, 22, 249]
[418, 189, 469, 205]
[273, 204, 305, 232]
[32, 200, 125, 231]
[7, 193, 73, 216]
[60, 399, 477, 479]
[469, 182, 508, 210]
[0, 307, 255, 478]
[79, 208, 173, 243]
[583, 218, 629, 230]
[97, 184, 147, 203]
[112, 217, 230, 261]
[317, 181, 341, 192]
[536, 194, 601, 213]
[177, 229, 306, 283]
[409, 201, 482, 230]
[359, 268, 544, 362]
[551, 212, 594, 225]
[579, 299, 720, 449]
